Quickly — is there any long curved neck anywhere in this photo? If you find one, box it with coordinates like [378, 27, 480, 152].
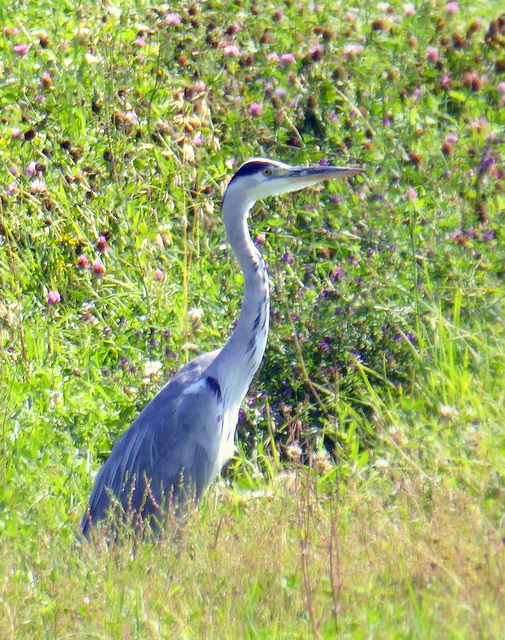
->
[212, 189, 270, 402]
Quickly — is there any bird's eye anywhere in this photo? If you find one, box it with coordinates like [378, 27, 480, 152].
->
[263, 167, 273, 177]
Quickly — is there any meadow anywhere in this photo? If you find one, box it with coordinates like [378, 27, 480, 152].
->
[0, 0, 504, 637]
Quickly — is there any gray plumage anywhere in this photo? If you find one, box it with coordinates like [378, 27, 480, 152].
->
[81, 158, 364, 536]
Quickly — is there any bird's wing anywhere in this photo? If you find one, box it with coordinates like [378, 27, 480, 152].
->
[82, 351, 224, 532]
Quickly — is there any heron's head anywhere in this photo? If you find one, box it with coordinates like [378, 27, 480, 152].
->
[224, 158, 364, 210]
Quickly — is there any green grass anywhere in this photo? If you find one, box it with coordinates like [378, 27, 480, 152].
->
[1, 0, 504, 637]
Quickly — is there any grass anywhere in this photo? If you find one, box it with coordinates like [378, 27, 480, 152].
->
[1, 0, 504, 637]
[1, 467, 503, 638]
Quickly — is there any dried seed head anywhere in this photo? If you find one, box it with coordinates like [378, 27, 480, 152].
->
[408, 151, 423, 166]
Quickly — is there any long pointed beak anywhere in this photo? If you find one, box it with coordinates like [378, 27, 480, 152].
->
[284, 164, 365, 190]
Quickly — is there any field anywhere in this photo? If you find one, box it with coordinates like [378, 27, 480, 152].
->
[0, 0, 504, 637]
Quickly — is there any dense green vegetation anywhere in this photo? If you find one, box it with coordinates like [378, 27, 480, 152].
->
[0, 0, 504, 637]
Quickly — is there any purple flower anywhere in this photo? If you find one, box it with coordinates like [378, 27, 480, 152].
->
[77, 254, 90, 270]
[154, 268, 164, 281]
[479, 154, 496, 175]
[133, 38, 146, 47]
[248, 102, 263, 117]
[97, 235, 108, 252]
[445, 133, 458, 144]
[23, 161, 37, 177]
[124, 111, 137, 125]
[6, 181, 19, 196]
[482, 229, 495, 242]
[30, 177, 46, 193]
[332, 265, 345, 281]
[165, 12, 181, 25]
[280, 53, 296, 65]
[318, 157, 329, 166]
[445, 1, 459, 14]
[343, 43, 364, 57]
[93, 260, 106, 277]
[47, 290, 61, 304]
[13, 43, 29, 55]
[426, 47, 439, 62]
[223, 44, 241, 57]
[310, 44, 324, 59]
[227, 23, 242, 34]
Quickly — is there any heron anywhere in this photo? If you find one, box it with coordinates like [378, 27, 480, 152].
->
[81, 158, 364, 536]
